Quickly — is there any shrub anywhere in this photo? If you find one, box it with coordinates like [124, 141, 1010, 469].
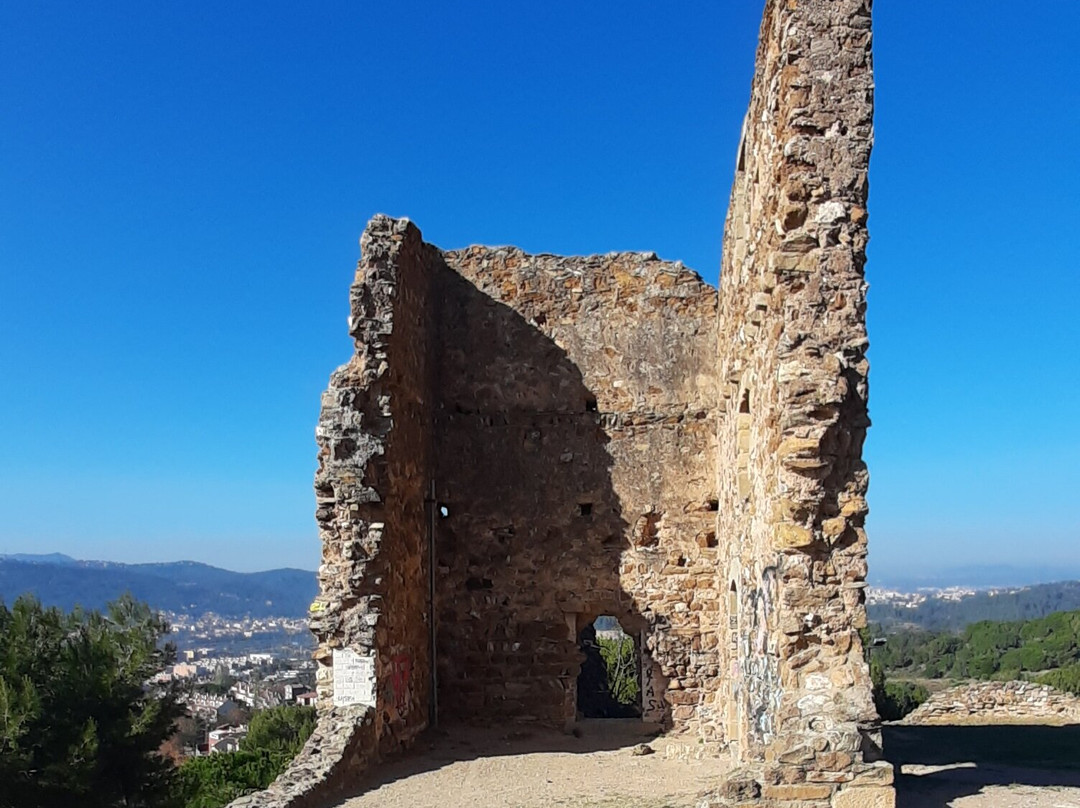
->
[174, 704, 316, 808]
[243, 704, 316, 758]
[875, 680, 930, 721]
[1037, 664, 1080, 696]
[174, 750, 282, 808]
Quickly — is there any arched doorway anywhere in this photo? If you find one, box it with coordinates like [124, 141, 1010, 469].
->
[576, 616, 642, 719]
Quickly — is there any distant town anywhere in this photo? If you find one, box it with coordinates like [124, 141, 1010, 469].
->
[151, 612, 316, 755]
[867, 586, 984, 609]
[165, 611, 312, 655]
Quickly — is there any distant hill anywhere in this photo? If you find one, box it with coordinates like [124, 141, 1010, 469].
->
[0, 554, 318, 618]
[869, 580, 1080, 632]
[873, 564, 1080, 590]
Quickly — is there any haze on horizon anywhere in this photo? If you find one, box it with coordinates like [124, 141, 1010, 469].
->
[1, 2, 1077, 577]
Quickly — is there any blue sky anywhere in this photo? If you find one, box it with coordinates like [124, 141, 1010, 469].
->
[1, 2, 1077, 578]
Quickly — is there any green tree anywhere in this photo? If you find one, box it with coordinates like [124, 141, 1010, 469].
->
[875, 681, 930, 721]
[870, 609, 1080, 683]
[242, 704, 316, 758]
[174, 704, 316, 808]
[174, 751, 281, 808]
[597, 636, 639, 708]
[0, 593, 183, 808]
[211, 665, 235, 692]
[1037, 664, 1080, 695]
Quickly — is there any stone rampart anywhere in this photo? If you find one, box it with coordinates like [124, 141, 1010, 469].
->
[230, 216, 441, 807]
[709, 0, 891, 804]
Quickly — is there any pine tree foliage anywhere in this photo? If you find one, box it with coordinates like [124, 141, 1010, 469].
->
[597, 636, 639, 708]
[0, 594, 183, 808]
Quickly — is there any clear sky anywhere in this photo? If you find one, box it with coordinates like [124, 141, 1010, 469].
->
[1, 2, 1077, 577]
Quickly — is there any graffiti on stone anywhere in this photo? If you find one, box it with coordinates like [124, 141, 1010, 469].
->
[387, 654, 412, 716]
[640, 644, 664, 722]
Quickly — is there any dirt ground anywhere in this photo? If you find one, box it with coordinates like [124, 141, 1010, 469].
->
[897, 763, 1080, 807]
[886, 724, 1080, 807]
[333, 720, 726, 808]
[329, 722, 1080, 808]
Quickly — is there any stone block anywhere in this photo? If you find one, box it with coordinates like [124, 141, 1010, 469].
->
[848, 762, 894, 787]
[763, 783, 835, 801]
[775, 522, 815, 549]
[831, 784, 895, 808]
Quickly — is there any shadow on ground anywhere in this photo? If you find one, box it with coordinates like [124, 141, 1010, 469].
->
[333, 719, 686, 806]
[885, 724, 1080, 807]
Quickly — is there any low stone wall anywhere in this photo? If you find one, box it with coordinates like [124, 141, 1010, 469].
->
[227, 707, 374, 808]
[901, 681, 1080, 726]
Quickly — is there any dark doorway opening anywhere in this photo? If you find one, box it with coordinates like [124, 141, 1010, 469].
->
[577, 616, 642, 719]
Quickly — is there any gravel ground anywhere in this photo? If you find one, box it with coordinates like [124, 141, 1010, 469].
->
[885, 723, 1080, 807]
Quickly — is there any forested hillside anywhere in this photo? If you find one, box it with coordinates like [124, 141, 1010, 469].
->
[874, 609, 1080, 693]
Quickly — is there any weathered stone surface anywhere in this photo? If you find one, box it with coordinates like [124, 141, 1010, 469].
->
[707, 0, 886, 804]
[231, 1, 887, 806]
[433, 246, 719, 731]
[226, 707, 374, 808]
[901, 681, 1080, 726]
[831, 784, 896, 808]
[715, 0, 876, 769]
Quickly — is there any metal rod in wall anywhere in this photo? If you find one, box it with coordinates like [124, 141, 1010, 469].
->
[428, 478, 439, 727]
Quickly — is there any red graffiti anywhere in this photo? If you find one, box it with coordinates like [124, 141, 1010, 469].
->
[388, 654, 411, 715]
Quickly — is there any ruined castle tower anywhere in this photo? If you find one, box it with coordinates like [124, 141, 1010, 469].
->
[232, 1, 894, 807]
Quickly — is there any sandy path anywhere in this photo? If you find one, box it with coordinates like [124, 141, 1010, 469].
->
[332, 722, 727, 808]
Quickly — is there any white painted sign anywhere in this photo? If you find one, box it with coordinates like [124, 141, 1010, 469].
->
[332, 648, 376, 708]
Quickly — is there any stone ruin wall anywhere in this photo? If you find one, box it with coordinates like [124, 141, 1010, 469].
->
[230, 219, 444, 808]
[434, 246, 719, 732]
[717, 0, 875, 758]
[310, 224, 723, 735]
[311, 218, 439, 741]
[710, 0, 893, 804]
[231, 2, 894, 807]
[901, 682, 1080, 727]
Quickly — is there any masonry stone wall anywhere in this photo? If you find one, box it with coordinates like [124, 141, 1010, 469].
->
[310, 216, 436, 737]
[433, 248, 719, 731]
[717, 0, 876, 756]
[230, 219, 445, 808]
[710, 0, 892, 804]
